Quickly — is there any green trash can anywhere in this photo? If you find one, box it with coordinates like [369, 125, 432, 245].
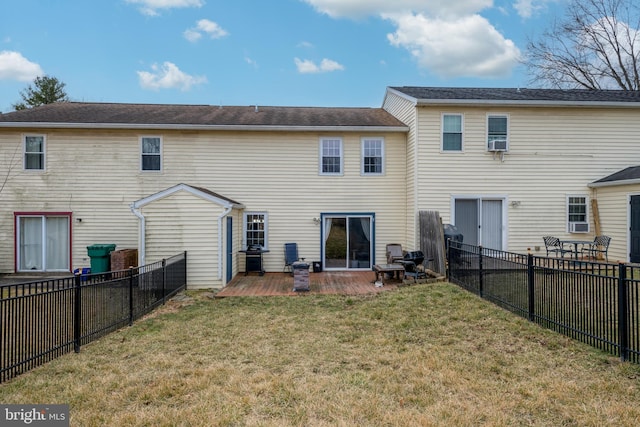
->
[87, 244, 117, 274]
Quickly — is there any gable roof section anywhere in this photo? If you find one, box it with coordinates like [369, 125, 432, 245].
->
[388, 86, 640, 108]
[132, 183, 245, 209]
[0, 102, 408, 132]
[589, 166, 640, 188]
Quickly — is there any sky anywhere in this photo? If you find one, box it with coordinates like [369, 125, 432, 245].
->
[0, 0, 567, 112]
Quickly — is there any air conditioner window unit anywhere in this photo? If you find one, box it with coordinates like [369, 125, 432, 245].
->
[488, 139, 508, 151]
[569, 222, 589, 233]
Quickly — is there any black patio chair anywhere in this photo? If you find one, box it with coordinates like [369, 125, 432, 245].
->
[543, 236, 570, 258]
[581, 235, 611, 261]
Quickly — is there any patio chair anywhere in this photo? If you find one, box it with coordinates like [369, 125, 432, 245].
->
[542, 236, 570, 258]
[386, 243, 405, 264]
[581, 235, 611, 261]
[284, 243, 301, 274]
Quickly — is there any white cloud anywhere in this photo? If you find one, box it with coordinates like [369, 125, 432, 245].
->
[294, 57, 345, 73]
[302, 0, 492, 19]
[0, 51, 44, 81]
[245, 57, 258, 68]
[513, 0, 557, 19]
[126, 0, 204, 16]
[302, 0, 522, 79]
[387, 13, 520, 78]
[184, 19, 228, 42]
[137, 62, 207, 91]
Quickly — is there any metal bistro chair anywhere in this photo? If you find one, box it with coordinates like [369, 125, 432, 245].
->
[582, 235, 611, 261]
[543, 236, 570, 258]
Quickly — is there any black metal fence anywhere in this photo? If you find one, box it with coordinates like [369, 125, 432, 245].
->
[0, 252, 187, 383]
[448, 242, 639, 363]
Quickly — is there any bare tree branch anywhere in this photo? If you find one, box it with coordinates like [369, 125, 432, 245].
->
[524, 0, 640, 90]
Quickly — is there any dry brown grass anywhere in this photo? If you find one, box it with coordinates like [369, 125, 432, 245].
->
[1, 282, 639, 426]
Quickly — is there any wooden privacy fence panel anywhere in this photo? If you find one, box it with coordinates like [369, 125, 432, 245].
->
[419, 210, 446, 275]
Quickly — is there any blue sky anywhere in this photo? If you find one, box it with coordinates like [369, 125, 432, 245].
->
[0, 0, 566, 112]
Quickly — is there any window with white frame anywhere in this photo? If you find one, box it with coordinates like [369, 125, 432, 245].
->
[320, 138, 343, 175]
[567, 195, 590, 233]
[141, 136, 162, 171]
[24, 135, 45, 170]
[487, 114, 508, 149]
[442, 114, 463, 151]
[244, 212, 268, 249]
[361, 138, 384, 175]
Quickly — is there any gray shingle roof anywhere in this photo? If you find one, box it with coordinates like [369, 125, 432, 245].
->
[390, 86, 640, 105]
[589, 166, 640, 187]
[0, 102, 408, 130]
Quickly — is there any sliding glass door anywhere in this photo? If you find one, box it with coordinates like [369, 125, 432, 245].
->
[322, 214, 373, 270]
[17, 214, 70, 272]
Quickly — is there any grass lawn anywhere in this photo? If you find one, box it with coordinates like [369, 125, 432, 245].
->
[1, 282, 639, 426]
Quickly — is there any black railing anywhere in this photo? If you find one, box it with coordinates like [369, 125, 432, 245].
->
[448, 242, 639, 363]
[0, 252, 187, 383]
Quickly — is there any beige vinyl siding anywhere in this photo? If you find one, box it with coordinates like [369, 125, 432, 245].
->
[413, 105, 640, 255]
[0, 128, 407, 285]
[141, 191, 223, 288]
[382, 91, 417, 248]
[591, 186, 640, 262]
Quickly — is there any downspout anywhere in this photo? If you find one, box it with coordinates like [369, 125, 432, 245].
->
[130, 204, 146, 267]
[218, 206, 233, 280]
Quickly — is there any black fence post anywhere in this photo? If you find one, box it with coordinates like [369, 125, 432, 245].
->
[478, 245, 484, 297]
[446, 239, 451, 279]
[73, 273, 81, 353]
[528, 253, 535, 322]
[129, 267, 134, 327]
[184, 251, 188, 290]
[162, 258, 167, 305]
[618, 263, 629, 362]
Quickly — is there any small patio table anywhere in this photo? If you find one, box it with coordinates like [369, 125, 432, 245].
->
[373, 263, 406, 283]
[560, 239, 593, 260]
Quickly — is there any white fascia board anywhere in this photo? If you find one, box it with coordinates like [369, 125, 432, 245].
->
[384, 87, 419, 105]
[588, 178, 640, 188]
[0, 122, 408, 133]
[415, 99, 640, 109]
[132, 183, 245, 209]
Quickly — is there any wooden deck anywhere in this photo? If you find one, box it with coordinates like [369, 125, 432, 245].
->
[216, 271, 402, 297]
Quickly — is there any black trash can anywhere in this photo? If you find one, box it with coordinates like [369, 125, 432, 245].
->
[312, 261, 322, 273]
[443, 224, 463, 249]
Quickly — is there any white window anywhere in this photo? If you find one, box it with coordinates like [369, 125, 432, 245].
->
[361, 138, 384, 175]
[243, 212, 268, 250]
[16, 214, 70, 272]
[567, 195, 590, 233]
[141, 136, 162, 171]
[320, 138, 343, 175]
[24, 135, 45, 170]
[487, 114, 508, 150]
[442, 114, 463, 151]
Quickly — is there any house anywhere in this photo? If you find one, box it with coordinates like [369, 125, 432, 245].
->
[382, 87, 640, 262]
[0, 103, 408, 288]
[2, 86, 640, 289]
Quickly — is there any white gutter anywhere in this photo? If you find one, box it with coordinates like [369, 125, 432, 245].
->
[130, 204, 146, 267]
[217, 206, 233, 281]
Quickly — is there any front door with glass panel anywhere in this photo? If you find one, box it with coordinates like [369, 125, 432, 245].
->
[17, 215, 70, 272]
[322, 214, 373, 270]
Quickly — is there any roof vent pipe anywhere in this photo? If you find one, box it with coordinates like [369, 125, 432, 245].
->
[255, 105, 259, 113]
